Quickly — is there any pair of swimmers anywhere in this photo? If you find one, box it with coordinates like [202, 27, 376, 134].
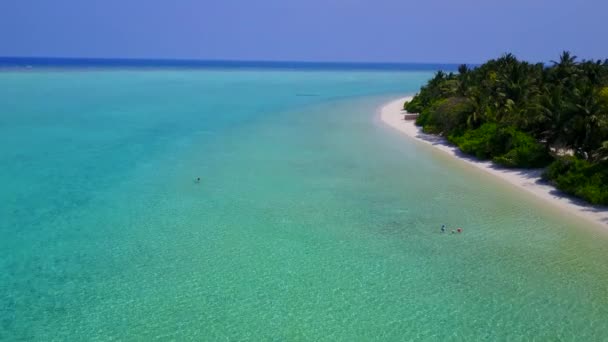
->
[441, 224, 462, 234]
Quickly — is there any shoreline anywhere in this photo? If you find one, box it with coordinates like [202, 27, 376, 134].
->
[379, 96, 608, 230]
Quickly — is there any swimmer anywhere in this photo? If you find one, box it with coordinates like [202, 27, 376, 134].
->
[441, 224, 446, 233]
[194, 177, 201, 184]
[457, 228, 462, 233]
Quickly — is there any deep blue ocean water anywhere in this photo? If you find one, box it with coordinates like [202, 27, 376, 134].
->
[0, 57, 460, 71]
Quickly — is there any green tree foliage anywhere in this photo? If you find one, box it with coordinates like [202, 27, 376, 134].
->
[407, 52, 608, 204]
[449, 123, 551, 167]
[543, 158, 608, 205]
[416, 97, 472, 135]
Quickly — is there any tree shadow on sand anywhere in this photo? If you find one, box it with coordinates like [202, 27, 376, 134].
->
[408, 122, 608, 224]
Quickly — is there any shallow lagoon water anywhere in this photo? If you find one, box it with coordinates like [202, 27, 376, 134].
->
[1, 69, 607, 340]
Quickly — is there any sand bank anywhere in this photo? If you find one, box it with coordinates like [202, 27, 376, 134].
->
[379, 97, 608, 229]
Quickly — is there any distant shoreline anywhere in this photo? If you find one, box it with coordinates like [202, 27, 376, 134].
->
[379, 97, 608, 230]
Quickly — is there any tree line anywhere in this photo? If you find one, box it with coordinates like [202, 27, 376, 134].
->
[405, 52, 608, 204]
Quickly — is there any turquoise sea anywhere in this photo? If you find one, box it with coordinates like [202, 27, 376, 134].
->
[1, 67, 608, 340]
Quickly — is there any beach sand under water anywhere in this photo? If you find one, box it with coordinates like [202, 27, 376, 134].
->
[380, 97, 608, 230]
[1, 70, 608, 340]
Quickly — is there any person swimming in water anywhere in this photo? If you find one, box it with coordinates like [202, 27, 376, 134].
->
[441, 224, 446, 233]
[194, 177, 201, 184]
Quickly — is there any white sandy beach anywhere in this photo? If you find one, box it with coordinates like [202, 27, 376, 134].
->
[379, 97, 608, 230]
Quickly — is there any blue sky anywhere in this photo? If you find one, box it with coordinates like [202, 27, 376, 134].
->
[0, 0, 606, 63]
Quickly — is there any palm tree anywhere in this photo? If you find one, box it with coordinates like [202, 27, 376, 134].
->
[457, 64, 470, 96]
[466, 94, 489, 128]
[561, 83, 608, 158]
[550, 51, 579, 85]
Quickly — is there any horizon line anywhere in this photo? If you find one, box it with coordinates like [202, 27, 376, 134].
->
[0, 56, 467, 68]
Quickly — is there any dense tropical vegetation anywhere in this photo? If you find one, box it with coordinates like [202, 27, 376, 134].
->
[405, 52, 608, 204]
